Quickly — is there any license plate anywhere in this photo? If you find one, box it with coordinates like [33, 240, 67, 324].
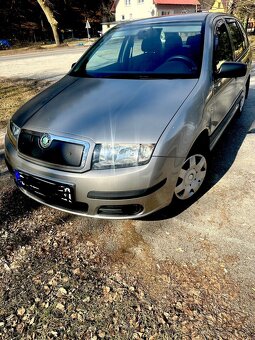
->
[14, 170, 74, 205]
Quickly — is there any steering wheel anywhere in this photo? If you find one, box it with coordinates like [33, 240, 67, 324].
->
[167, 55, 197, 71]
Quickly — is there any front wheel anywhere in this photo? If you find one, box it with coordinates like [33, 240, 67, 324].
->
[174, 153, 207, 200]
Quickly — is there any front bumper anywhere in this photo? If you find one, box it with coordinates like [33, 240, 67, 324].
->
[5, 134, 183, 219]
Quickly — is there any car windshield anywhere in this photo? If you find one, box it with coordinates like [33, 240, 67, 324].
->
[71, 21, 204, 79]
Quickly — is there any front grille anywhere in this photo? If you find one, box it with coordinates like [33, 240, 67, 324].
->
[18, 130, 85, 167]
[14, 170, 88, 212]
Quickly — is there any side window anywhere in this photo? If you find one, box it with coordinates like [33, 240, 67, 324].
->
[86, 34, 126, 72]
[226, 19, 246, 59]
[132, 35, 145, 57]
[214, 21, 233, 72]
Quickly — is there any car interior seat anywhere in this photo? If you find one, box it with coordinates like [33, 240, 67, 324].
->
[186, 34, 202, 63]
[164, 32, 183, 59]
[137, 30, 162, 71]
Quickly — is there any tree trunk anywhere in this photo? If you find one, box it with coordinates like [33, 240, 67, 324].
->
[37, 0, 60, 45]
[245, 15, 250, 32]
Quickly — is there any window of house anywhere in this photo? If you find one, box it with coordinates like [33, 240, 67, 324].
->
[138, 0, 144, 3]
[214, 21, 233, 72]
[125, 0, 131, 6]
[226, 19, 246, 59]
[121, 15, 125, 20]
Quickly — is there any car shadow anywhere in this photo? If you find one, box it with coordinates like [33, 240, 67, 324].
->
[143, 87, 255, 221]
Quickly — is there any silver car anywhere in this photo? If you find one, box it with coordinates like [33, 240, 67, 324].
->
[5, 13, 252, 219]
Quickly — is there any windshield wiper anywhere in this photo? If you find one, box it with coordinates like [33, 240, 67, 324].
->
[70, 70, 198, 80]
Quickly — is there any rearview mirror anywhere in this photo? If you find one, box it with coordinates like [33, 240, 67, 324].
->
[215, 62, 247, 79]
[71, 63, 76, 68]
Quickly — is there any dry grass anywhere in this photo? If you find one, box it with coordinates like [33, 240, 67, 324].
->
[0, 78, 50, 129]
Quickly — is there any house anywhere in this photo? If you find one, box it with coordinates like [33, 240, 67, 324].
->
[102, 0, 201, 34]
[209, 0, 229, 13]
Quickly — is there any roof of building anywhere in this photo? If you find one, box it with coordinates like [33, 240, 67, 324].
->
[154, 0, 200, 5]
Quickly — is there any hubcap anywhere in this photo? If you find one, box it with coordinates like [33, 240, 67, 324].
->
[175, 154, 207, 200]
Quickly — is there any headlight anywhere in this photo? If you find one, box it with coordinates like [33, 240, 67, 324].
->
[9, 120, 21, 144]
[92, 143, 155, 170]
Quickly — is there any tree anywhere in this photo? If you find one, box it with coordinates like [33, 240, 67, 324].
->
[231, 0, 255, 29]
[36, 0, 60, 45]
[0, 0, 119, 44]
[199, 0, 215, 11]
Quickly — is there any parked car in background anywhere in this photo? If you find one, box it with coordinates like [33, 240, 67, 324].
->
[0, 39, 11, 49]
[5, 13, 251, 219]
[247, 21, 255, 34]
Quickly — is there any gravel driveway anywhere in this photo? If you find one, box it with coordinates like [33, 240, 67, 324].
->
[0, 49, 254, 337]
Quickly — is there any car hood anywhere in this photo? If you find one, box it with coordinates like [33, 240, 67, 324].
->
[20, 75, 198, 143]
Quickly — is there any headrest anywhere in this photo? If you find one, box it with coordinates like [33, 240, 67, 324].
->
[141, 29, 162, 53]
[186, 34, 201, 46]
[164, 32, 182, 49]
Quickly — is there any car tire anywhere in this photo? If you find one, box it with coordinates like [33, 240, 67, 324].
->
[174, 147, 208, 201]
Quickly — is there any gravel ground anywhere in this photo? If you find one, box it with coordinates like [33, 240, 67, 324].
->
[0, 175, 254, 338]
[0, 57, 254, 337]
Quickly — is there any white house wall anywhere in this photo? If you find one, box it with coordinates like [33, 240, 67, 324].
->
[115, 0, 157, 21]
[156, 5, 197, 15]
[102, 1, 198, 34]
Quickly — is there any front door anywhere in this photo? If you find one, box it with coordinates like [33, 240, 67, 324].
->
[210, 19, 236, 135]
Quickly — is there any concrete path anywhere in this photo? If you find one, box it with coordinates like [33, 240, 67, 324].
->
[0, 46, 87, 81]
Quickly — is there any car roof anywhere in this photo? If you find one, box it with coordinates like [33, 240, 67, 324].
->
[114, 12, 235, 28]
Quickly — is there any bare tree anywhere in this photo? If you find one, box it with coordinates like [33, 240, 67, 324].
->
[36, 0, 60, 45]
[232, 0, 255, 29]
[230, 0, 255, 15]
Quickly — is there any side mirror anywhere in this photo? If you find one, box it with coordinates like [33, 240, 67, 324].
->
[71, 62, 76, 68]
[215, 61, 247, 79]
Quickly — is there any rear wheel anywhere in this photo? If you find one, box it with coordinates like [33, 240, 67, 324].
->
[174, 152, 207, 200]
